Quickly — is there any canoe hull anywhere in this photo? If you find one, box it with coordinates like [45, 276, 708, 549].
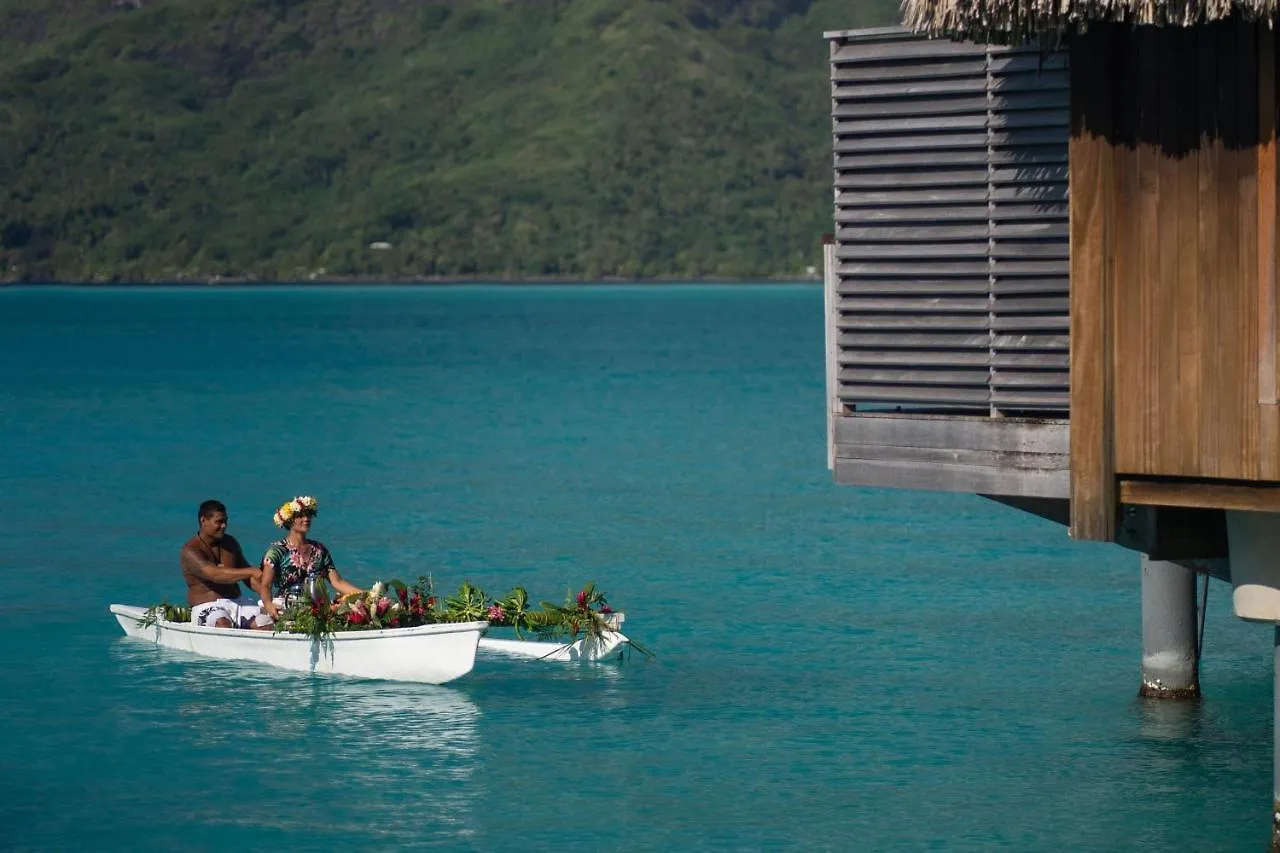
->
[110, 604, 486, 684]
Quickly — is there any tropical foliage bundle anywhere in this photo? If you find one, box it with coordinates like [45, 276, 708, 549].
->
[485, 581, 652, 657]
[139, 600, 191, 626]
[479, 582, 620, 642]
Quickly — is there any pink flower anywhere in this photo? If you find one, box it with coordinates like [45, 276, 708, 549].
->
[487, 604, 505, 622]
[289, 543, 317, 572]
[376, 597, 391, 617]
[601, 604, 612, 614]
[576, 590, 587, 608]
[348, 605, 368, 626]
[397, 588, 408, 605]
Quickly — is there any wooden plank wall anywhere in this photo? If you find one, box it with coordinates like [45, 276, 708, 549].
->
[1259, 29, 1280, 478]
[1109, 20, 1263, 481]
[1068, 26, 1115, 540]
[1071, 19, 1280, 538]
[832, 412, 1069, 497]
[828, 29, 1069, 413]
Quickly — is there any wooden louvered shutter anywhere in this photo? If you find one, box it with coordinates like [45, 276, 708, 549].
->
[828, 28, 1069, 414]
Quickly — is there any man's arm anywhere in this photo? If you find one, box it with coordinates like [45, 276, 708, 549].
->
[220, 535, 252, 568]
[180, 543, 257, 585]
[221, 536, 263, 588]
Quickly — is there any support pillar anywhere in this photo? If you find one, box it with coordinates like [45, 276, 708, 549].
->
[1228, 512, 1280, 847]
[1140, 555, 1200, 699]
[1273, 627, 1280, 851]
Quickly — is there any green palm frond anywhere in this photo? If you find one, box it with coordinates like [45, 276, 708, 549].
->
[444, 581, 488, 622]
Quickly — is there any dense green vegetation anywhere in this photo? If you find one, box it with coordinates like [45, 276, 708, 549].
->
[0, 0, 897, 282]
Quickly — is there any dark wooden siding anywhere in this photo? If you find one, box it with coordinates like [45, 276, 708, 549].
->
[1070, 19, 1280, 539]
[1108, 20, 1274, 482]
[828, 28, 1069, 413]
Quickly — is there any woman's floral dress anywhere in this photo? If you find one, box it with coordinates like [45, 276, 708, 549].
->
[262, 539, 336, 599]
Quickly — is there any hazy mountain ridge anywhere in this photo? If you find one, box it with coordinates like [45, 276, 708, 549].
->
[0, 0, 899, 281]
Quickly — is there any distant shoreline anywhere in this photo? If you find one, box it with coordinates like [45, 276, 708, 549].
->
[0, 275, 820, 288]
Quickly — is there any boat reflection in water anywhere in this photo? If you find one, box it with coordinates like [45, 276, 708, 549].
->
[109, 641, 486, 844]
[245, 676, 483, 841]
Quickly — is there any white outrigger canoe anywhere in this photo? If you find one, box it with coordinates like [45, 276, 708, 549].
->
[109, 604, 488, 684]
[477, 612, 630, 662]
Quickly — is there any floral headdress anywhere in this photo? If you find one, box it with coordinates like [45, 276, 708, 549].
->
[273, 495, 318, 528]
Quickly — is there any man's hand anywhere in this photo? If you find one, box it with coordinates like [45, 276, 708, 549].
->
[264, 599, 281, 621]
[243, 568, 264, 587]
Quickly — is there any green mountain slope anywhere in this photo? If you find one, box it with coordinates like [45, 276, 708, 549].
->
[0, 0, 899, 282]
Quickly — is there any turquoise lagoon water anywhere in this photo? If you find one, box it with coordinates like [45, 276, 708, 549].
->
[0, 285, 1273, 851]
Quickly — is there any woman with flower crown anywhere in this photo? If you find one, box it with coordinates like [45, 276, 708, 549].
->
[255, 496, 363, 623]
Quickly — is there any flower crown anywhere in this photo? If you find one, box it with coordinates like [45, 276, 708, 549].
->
[273, 495, 318, 528]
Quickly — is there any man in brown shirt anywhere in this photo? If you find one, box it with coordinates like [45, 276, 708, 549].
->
[181, 499, 272, 629]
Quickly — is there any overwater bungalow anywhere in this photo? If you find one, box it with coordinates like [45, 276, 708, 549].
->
[823, 5, 1280, 842]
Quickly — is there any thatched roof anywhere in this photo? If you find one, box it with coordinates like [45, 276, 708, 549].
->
[901, 0, 1255, 44]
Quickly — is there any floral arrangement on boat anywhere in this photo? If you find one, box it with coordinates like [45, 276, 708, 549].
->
[140, 577, 648, 654]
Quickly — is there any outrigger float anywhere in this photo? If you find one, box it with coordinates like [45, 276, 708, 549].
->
[478, 612, 630, 662]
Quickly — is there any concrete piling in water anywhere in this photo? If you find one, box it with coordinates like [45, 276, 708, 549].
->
[1274, 627, 1280, 852]
[1140, 556, 1200, 700]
